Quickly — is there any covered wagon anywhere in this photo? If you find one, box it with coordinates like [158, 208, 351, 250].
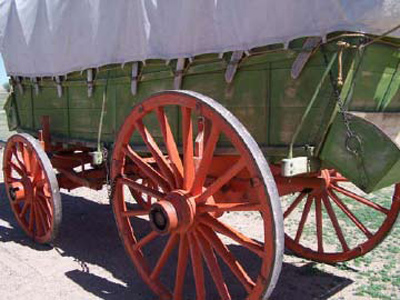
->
[0, 0, 399, 299]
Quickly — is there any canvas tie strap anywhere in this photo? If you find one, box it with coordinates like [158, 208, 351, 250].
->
[14, 76, 23, 95]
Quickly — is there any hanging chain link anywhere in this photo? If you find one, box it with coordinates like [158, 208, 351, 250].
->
[321, 43, 369, 189]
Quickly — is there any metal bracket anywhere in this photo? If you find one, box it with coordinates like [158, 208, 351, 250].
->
[55, 76, 63, 98]
[31, 77, 39, 96]
[281, 156, 321, 177]
[87, 69, 94, 98]
[291, 37, 322, 79]
[131, 62, 139, 96]
[225, 51, 243, 83]
[14, 76, 23, 95]
[174, 58, 186, 90]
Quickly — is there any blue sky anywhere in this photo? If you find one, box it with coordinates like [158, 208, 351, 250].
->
[0, 55, 8, 85]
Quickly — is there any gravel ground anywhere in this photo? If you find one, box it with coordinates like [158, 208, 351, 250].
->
[0, 146, 398, 300]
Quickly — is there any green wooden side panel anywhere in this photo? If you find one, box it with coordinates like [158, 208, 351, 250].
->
[348, 44, 400, 112]
[320, 113, 400, 193]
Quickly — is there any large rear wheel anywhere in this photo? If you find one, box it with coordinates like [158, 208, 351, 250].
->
[282, 169, 400, 262]
[111, 91, 283, 299]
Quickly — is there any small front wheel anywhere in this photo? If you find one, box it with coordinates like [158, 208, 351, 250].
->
[3, 133, 62, 244]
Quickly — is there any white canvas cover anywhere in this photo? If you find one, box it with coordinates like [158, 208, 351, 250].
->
[0, 0, 399, 77]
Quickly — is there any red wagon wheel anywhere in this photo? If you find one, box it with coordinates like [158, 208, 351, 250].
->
[112, 91, 283, 299]
[3, 133, 61, 244]
[282, 169, 400, 262]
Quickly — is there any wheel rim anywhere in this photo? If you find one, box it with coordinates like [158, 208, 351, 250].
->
[3, 133, 61, 244]
[283, 169, 400, 262]
[112, 91, 283, 299]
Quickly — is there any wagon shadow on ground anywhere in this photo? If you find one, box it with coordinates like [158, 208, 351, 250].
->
[0, 183, 353, 300]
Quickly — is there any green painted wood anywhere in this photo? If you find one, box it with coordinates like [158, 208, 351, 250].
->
[4, 35, 400, 191]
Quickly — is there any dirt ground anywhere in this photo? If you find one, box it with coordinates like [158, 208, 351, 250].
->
[0, 146, 398, 300]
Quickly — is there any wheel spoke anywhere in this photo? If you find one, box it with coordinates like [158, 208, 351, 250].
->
[330, 185, 389, 215]
[121, 209, 149, 217]
[194, 230, 231, 300]
[129, 188, 152, 209]
[173, 234, 189, 300]
[322, 194, 350, 252]
[200, 214, 264, 257]
[134, 231, 159, 250]
[29, 203, 35, 233]
[328, 190, 373, 239]
[35, 202, 48, 234]
[197, 202, 262, 214]
[188, 232, 205, 300]
[12, 146, 27, 173]
[198, 224, 255, 293]
[19, 201, 30, 219]
[9, 161, 25, 177]
[191, 124, 220, 195]
[196, 158, 246, 203]
[22, 145, 32, 174]
[135, 120, 176, 189]
[294, 195, 313, 243]
[156, 107, 184, 184]
[284, 192, 306, 219]
[315, 197, 324, 253]
[123, 145, 170, 192]
[120, 177, 166, 200]
[181, 107, 195, 190]
[36, 197, 51, 229]
[150, 233, 179, 280]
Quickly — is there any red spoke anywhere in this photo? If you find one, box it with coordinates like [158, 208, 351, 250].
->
[134, 231, 159, 250]
[121, 209, 148, 217]
[28, 203, 35, 233]
[173, 234, 189, 300]
[196, 158, 246, 203]
[188, 233, 205, 300]
[123, 145, 170, 192]
[35, 202, 48, 234]
[200, 214, 264, 257]
[150, 233, 179, 280]
[22, 145, 32, 174]
[181, 107, 195, 190]
[19, 201, 30, 219]
[284, 192, 306, 219]
[156, 107, 184, 185]
[12, 147, 27, 173]
[120, 177, 166, 200]
[194, 230, 231, 300]
[328, 190, 373, 239]
[135, 120, 176, 189]
[9, 162, 25, 177]
[191, 124, 220, 195]
[129, 188, 152, 209]
[294, 195, 313, 243]
[315, 197, 324, 253]
[198, 225, 255, 293]
[330, 185, 389, 215]
[197, 202, 262, 214]
[36, 197, 51, 229]
[322, 194, 350, 252]
[33, 203, 43, 236]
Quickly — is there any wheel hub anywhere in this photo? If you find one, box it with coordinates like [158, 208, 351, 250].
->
[149, 190, 196, 234]
[8, 181, 27, 202]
